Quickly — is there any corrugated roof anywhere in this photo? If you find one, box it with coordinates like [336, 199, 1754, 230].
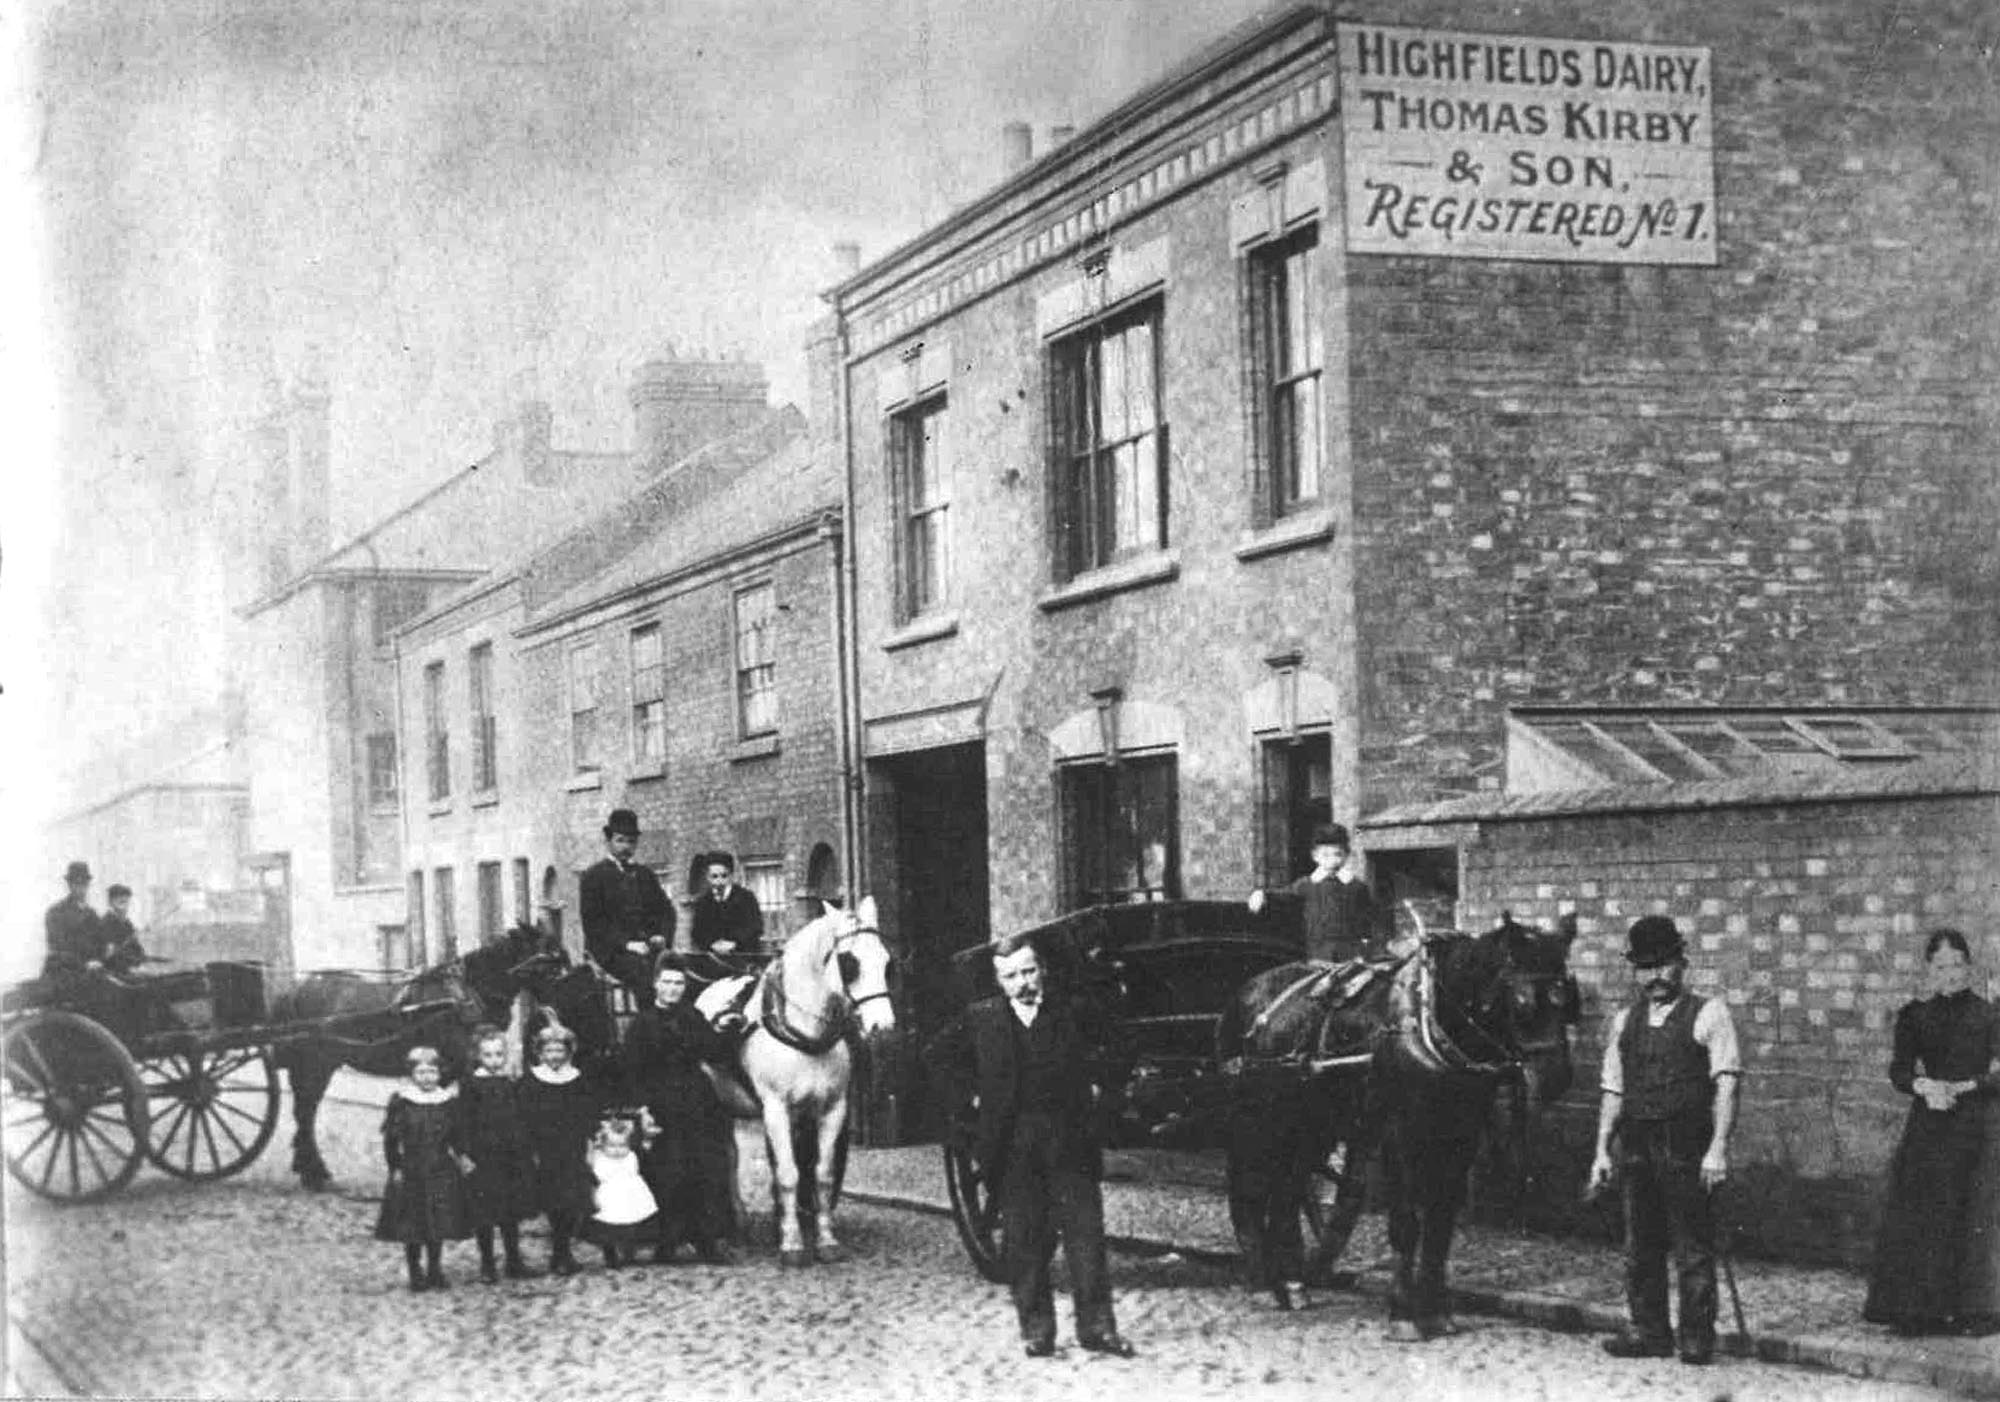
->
[1363, 752, 2000, 829]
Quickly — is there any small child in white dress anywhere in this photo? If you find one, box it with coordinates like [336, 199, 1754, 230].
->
[583, 1115, 660, 1269]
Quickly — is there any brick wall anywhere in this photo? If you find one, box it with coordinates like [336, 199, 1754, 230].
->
[1345, 0, 2000, 813]
[1387, 788, 2000, 1264]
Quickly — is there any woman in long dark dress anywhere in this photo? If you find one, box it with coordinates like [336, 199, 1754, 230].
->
[518, 1024, 600, 1276]
[1864, 928, 2000, 1336]
[626, 963, 738, 1263]
[374, 1045, 470, 1291]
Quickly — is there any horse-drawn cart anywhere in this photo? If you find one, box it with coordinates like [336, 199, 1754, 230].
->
[5, 960, 323, 1203]
[936, 899, 1332, 1282]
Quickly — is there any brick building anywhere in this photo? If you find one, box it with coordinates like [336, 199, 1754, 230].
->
[395, 399, 814, 966]
[825, 0, 1997, 1145]
[508, 416, 846, 955]
[242, 356, 775, 970]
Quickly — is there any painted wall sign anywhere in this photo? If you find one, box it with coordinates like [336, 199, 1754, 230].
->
[1338, 22, 1717, 265]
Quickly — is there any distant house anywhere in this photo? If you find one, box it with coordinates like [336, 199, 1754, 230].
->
[238, 357, 774, 971]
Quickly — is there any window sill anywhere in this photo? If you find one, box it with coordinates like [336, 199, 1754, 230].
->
[369, 803, 399, 819]
[1036, 550, 1180, 612]
[565, 771, 603, 793]
[427, 799, 453, 818]
[470, 790, 500, 810]
[1235, 506, 1335, 562]
[625, 765, 667, 784]
[732, 734, 781, 763]
[882, 612, 960, 652]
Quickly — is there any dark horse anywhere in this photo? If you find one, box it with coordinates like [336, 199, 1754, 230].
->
[1216, 911, 1579, 1337]
[270, 924, 616, 1189]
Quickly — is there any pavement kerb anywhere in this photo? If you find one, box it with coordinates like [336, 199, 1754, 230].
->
[845, 1180, 2000, 1400]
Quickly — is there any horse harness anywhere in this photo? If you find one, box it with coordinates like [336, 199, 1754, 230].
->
[757, 919, 889, 1057]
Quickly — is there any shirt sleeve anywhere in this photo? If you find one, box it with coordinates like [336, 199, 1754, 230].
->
[1695, 997, 1744, 1078]
[1599, 1007, 1628, 1095]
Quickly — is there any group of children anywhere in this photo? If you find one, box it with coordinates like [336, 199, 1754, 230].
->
[374, 1020, 723, 1291]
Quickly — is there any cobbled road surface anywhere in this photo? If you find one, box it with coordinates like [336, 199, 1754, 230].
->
[5, 1091, 1958, 1402]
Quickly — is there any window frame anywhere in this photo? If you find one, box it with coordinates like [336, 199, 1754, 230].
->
[1056, 750, 1181, 911]
[1246, 223, 1324, 521]
[630, 622, 666, 768]
[568, 639, 603, 774]
[1048, 295, 1168, 582]
[739, 857, 788, 948]
[432, 865, 457, 961]
[468, 642, 498, 794]
[733, 582, 778, 740]
[476, 860, 504, 944]
[422, 661, 450, 803]
[888, 392, 952, 622]
[365, 732, 399, 812]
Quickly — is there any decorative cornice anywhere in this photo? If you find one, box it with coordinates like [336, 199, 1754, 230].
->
[850, 69, 1334, 359]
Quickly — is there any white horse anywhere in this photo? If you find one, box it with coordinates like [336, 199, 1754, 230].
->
[697, 897, 894, 1265]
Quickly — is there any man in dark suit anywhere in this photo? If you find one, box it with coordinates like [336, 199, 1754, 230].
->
[43, 860, 102, 980]
[927, 932, 1137, 1360]
[688, 851, 766, 959]
[578, 809, 675, 1007]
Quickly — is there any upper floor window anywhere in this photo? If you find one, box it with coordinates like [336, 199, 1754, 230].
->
[568, 640, 603, 773]
[366, 733, 399, 811]
[374, 580, 432, 646]
[734, 583, 777, 739]
[1050, 299, 1166, 580]
[1249, 225, 1322, 517]
[468, 643, 497, 793]
[890, 396, 951, 620]
[631, 624, 666, 767]
[422, 661, 449, 802]
[1057, 751, 1179, 910]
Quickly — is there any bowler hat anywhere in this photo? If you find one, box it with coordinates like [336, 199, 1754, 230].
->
[107, 883, 132, 901]
[1624, 915, 1686, 966]
[603, 808, 641, 838]
[63, 860, 91, 884]
[1311, 823, 1351, 850]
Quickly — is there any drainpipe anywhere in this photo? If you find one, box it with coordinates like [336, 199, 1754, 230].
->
[833, 314, 867, 903]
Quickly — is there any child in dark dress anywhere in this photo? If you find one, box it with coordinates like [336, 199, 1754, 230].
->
[518, 1024, 599, 1276]
[373, 1044, 470, 1291]
[459, 1026, 537, 1282]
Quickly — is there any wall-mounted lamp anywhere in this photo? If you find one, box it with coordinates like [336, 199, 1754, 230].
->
[1090, 685, 1124, 767]
[1265, 650, 1303, 745]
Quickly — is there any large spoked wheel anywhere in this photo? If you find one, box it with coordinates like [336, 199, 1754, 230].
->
[139, 1046, 281, 1180]
[944, 1140, 1007, 1282]
[1301, 1129, 1369, 1283]
[2, 1011, 149, 1203]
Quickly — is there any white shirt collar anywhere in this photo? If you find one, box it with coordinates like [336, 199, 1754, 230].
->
[1009, 999, 1040, 1027]
[531, 1063, 582, 1084]
[400, 1083, 457, 1105]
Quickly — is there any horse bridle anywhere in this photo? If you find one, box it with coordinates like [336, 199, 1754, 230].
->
[832, 919, 894, 1014]
[1399, 932, 1571, 1079]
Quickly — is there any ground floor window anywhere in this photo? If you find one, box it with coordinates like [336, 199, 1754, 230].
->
[1058, 752, 1179, 910]
[1258, 731, 1332, 888]
[740, 858, 788, 946]
[477, 861, 504, 944]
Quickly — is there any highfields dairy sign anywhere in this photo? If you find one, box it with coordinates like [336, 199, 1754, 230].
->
[1338, 23, 1717, 265]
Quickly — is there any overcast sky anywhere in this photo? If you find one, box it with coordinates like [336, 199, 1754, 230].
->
[2, 0, 1276, 892]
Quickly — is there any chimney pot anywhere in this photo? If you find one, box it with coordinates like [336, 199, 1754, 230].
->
[1001, 121, 1033, 176]
[832, 241, 862, 278]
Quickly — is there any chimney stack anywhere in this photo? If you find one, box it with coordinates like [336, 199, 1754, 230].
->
[832, 241, 862, 279]
[1001, 120, 1033, 177]
[1050, 124, 1076, 147]
[287, 370, 331, 572]
[630, 354, 772, 467]
[517, 400, 552, 483]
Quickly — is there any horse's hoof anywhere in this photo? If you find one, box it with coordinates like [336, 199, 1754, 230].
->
[1422, 1316, 1458, 1339]
[1384, 1320, 1425, 1344]
[814, 1242, 848, 1265]
[300, 1174, 332, 1193]
[779, 1248, 811, 1269]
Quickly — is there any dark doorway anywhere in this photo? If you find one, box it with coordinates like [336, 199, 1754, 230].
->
[880, 741, 989, 1142]
[1258, 731, 1332, 887]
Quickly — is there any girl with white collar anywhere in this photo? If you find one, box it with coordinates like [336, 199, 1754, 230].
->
[372, 1045, 470, 1291]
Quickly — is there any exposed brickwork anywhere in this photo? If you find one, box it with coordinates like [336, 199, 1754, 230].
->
[1386, 790, 2000, 1264]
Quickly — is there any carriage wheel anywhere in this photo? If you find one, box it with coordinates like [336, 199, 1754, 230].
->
[1300, 1130, 1369, 1282]
[139, 1046, 281, 1180]
[1, 1011, 149, 1203]
[943, 1141, 1007, 1282]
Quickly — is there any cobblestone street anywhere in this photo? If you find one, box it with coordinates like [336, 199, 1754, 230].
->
[4, 1087, 1967, 1402]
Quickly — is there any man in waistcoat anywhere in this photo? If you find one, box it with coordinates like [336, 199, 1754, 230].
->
[1588, 914, 1743, 1366]
[927, 932, 1137, 1360]
[579, 809, 676, 1008]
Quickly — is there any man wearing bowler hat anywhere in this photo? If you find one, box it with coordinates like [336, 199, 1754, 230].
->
[44, 861, 103, 980]
[1588, 914, 1743, 1366]
[579, 809, 676, 1007]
